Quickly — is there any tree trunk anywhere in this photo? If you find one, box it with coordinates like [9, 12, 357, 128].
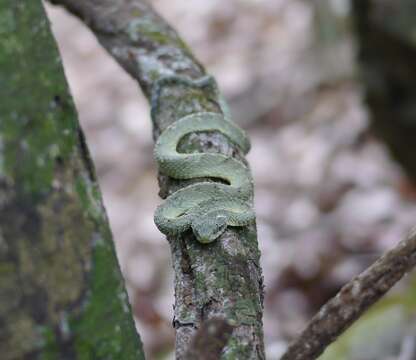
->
[0, 2, 144, 359]
[352, 0, 416, 183]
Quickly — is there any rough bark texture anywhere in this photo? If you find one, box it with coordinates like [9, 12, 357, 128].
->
[280, 227, 416, 360]
[0, 2, 144, 359]
[47, 0, 265, 359]
[352, 0, 416, 183]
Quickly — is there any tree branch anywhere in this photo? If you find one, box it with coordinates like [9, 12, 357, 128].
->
[47, 0, 265, 358]
[280, 227, 416, 360]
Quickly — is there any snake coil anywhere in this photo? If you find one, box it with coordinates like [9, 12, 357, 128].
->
[152, 75, 255, 243]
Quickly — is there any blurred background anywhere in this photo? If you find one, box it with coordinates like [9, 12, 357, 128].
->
[46, 1, 416, 359]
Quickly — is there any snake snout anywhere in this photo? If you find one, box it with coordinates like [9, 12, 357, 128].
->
[191, 213, 228, 244]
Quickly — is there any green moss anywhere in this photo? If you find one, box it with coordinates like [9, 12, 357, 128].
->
[71, 235, 143, 359]
[74, 172, 106, 222]
[222, 337, 250, 360]
[143, 30, 171, 45]
[0, 2, 77, 195]
[126, 15, 188, 50]
[232, 299, 258, 326]
[40, 327, 60, 360]
[0, 8, 15, 33]
[127, 17, 169, 44]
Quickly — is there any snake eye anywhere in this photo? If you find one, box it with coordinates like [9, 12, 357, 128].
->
[215, 215, 226, 225]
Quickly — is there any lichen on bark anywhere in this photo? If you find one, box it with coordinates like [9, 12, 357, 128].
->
[0, 1, 144, 359]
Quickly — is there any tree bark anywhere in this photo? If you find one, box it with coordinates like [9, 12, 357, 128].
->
[0, 2, 144, 359]
[352, 0, 416, 183]
[47, 0, 266, 358]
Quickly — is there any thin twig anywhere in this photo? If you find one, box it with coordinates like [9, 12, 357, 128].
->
[280, 227, 416, 360]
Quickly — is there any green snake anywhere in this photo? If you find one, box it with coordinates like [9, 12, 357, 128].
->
[152, 75, 255, 243]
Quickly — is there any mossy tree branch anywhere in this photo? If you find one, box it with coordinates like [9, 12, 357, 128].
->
[47, 0, 265, 358]
[0, 1, 144, 359]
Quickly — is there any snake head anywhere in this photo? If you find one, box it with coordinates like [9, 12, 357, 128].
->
[191, 212, 227, 244]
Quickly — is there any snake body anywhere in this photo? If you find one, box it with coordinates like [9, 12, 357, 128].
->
[152, 75, 255, 243]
